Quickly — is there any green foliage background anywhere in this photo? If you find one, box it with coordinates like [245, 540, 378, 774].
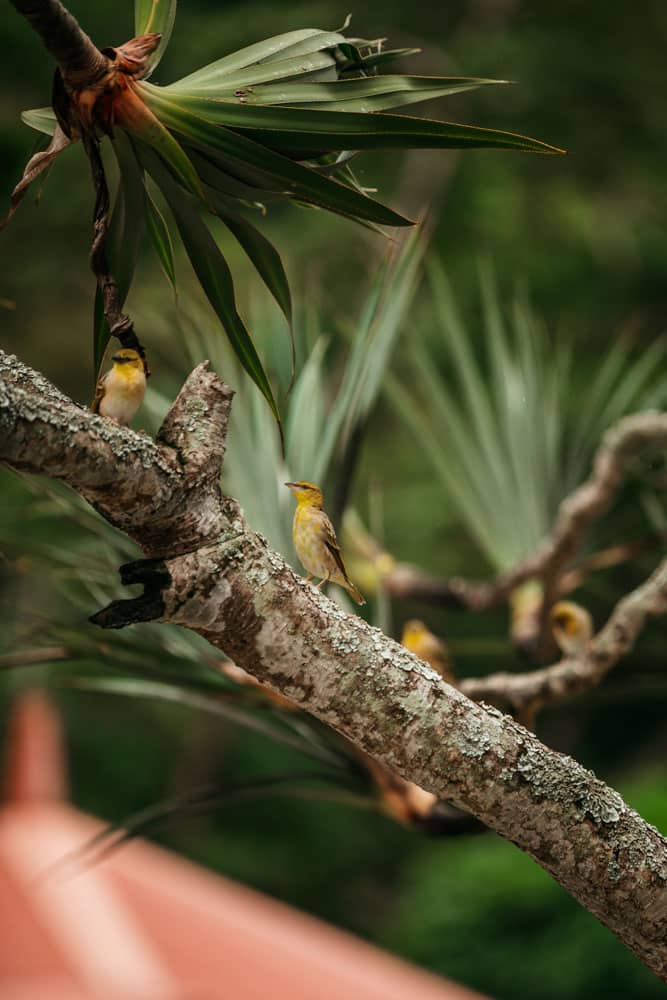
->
[1, 2, 666, 998]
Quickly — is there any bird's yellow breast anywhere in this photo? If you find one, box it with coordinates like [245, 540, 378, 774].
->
[111, 363, 145, 390]
[293, 505, 336, 580]
[98, 364, 146, 423]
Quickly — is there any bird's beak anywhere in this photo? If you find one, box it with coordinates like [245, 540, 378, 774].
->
[284, 482, 297, 489]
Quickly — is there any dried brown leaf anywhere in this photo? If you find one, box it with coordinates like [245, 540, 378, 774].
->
[0, 126, 73, 231]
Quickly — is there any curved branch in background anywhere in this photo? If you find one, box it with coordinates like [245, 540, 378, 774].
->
[460, 558, 667, 713]
[384, 411, 667, 616]
[1, 350, 666, 981]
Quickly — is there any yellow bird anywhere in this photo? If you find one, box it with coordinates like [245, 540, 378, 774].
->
[90, 348, 146, 425]
[550, 600, 594, 656]
[285, 481, 365, 605]
[401, 619, 455, 683]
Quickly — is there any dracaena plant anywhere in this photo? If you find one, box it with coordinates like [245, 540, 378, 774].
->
[4, 0, 564, 432]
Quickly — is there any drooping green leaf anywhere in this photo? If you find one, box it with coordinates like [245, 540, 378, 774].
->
[51, 770, 366, 874]
[139, 147, 282, 433]
[134, 0, 177, 76]
[144, 187, 176, 290]
[188, 146, 285, 206]
[217, 205, 294, 386]
[119, 96, 206, 201]
[138, 87, 412, 226]
[93, 133, 146, 375]
[207, 192, 292, 324]
[68, 676, 325, 758]
[147, 86, 564, 156]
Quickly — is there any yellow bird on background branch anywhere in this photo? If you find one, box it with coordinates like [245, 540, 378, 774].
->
[550, 600, 594, 656]
[401, 619, 455, 684]
[286, 481, 365, 606]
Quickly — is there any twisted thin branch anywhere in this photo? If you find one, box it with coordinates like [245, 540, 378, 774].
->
[8, 0, 151, 371]
[460, 557, 667, 712]
[385, 411, 667, 611]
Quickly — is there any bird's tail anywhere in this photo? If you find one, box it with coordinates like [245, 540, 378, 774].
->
[345, 581, 366, 606]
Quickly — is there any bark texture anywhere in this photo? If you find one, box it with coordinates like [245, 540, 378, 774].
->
[1, 350, 666, 980]
[9, 0, 108, 86]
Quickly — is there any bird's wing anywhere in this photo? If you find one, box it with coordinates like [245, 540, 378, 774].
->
[90, 372, 108, 414]
[320, 513, 352, 583]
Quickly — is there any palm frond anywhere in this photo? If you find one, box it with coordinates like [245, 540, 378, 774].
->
[389, 266, 666, 571]
[12, 11, 564, 424]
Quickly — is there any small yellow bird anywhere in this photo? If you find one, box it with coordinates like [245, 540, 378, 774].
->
[401, 619, 455, 683]
[285, 481, 365, 605]
[90, 348, 146, 425]
[550, 600, 594, 656]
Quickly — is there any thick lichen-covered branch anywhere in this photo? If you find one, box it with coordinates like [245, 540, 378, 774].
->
[0, 352, 230, 555]
[0, 350, 666, 981]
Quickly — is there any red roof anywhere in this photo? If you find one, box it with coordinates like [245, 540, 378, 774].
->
[0, 692, 488, 1000]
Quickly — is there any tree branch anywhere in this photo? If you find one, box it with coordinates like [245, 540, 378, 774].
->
[1, 351, 667, 981]
[9, 0, 108, 88]
[384, 411, 667, 609]
[8, 1, 159, 370]
[460, 558, 667, 712]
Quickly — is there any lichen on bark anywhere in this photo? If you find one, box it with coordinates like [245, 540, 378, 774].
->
[0, 349, 666, 981]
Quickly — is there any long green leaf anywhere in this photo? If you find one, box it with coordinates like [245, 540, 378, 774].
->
[93, 134, 146, 374]
[134, 0, 177, 76]
[147, 85, 565, 155]
[144, 187, 176, 289]
[120, 97, 205, 201]
[285, 337, 328, 476]
[209, 199, 292, 324]
[68, 676, 327, 759]
[173, 29, 326, 84]
[226, 77, 505, 113]
[188, 146, 285, 206]
[260, 30, 348, 62]
[140, 87, 412, 226]
[140, 147, 282, 432]
[172, 52, 337, 93]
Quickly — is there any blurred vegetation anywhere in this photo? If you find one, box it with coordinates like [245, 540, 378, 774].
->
[1, 2, 666, 999]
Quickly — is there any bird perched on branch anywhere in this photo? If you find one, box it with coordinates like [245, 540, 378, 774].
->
[285, 481, 365, 605]
[401, 619, 455, 683]
[550, 600, 594, 656]
[90, 348, 146, 425]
